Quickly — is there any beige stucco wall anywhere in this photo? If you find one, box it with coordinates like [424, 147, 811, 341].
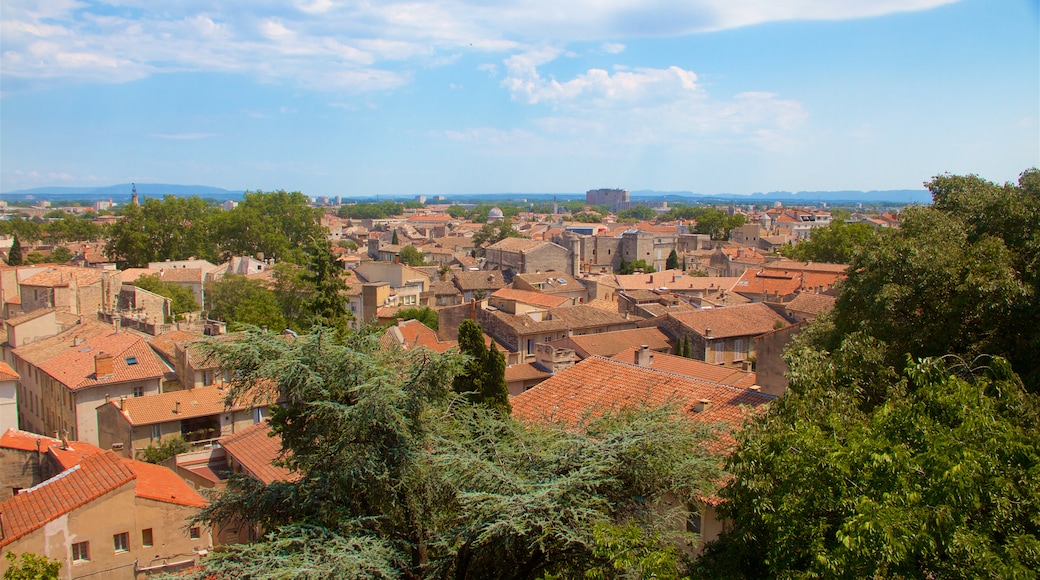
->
[73, 380, 161, 446]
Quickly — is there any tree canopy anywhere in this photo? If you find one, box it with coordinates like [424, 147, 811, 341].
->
[781, 217, 878, 263]
[206, 274, 287, 332]
[132, 274, 200, 320]
[188, 327, 720, 579]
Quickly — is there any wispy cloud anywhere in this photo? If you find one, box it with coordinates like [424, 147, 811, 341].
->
[0, 0, 957, 93]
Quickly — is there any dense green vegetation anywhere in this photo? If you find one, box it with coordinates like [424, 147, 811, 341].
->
[395, 306, 438, 331]
[188, 328, 718, 579]
[132, 274, 200, 320]
[698, 168, 1040, 578]
[452, 320, 510, 415]
[618, 257, 655, 274]
[780, 211, 879, 263]
[337, 201, 408, 220]
[106, 190, 322, 267]
[663, 206, 746, 239]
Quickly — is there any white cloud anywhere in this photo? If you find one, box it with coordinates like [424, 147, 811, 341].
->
[0, 0, 957, 94]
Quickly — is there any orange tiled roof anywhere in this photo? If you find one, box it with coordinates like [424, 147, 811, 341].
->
[382, 319, 456, 353]
[113, 385, 268, 426]
[148, 329, 205, 362]
[610, 348, 757, 388]
[0, 361, 18, 381]
[485, 237, 544, 253]
[505, 363, 552, 383]
[47, 440, 106, 470]
[39, 330, 168, 391]
[491, 287, 570, 309]
[0, 428, 62, 453]
[614, 270, 741, 292]
[124, 456, 207, 507]
[555, 327, 672, 359]
[668, 303, 790, 339]
[19, 266, 102, 288]
[511, 356, 773, 429]
[0, 451, 135, 548]
[785, 292, 837, 318]
[220, 421, 297, 485]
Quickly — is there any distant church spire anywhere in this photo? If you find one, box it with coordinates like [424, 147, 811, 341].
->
[131, 183, 139, 206]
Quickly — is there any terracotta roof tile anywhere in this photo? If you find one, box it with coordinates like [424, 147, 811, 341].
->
[0, 428, 62, 453]
[19, 266, 102, 288]
[39, 330, 168, 391]
[485, 237, 544, 252]
[454, 270, 506, 292]
[220, 422, 297, 485]
[0, 361, 18, 381]
[382, 320, 456, 353]
[148, 329, 206, 363]
[552, 327, 672, 359]
[511, 357, 773, 432]
[505, 363, 552, 382]
[610, 348, 757, 388]
[12, 321, 123, 368]
[668, 303, 790, 339]
[614, 270, 741, 292]
[112, 385, 271, 426]
[124, 456, 207, 507]
[491, 287, 570, 309]
[785, 292, 837, 318]
[0, 451, 135, 547]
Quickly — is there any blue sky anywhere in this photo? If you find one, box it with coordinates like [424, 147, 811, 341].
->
[1, 0, 1037, 198]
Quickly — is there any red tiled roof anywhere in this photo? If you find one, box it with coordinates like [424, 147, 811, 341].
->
[0, 451, 135, 547]
[785, 292, 837, 318]
[553, 327, 672, 359]
[0, 428, 62, 453]
[505, 363, 552, 383]
[511, 357, 773, 430]
[19, 266, 102, 288]
[111, 385, 251, 426]
[485, 237, 544, 253]
[382, 319, 456, 353]
[148, 329, 205, 362]
[491, 287, 570, 309]
[124, 456, 207, 507]
[733, 268, 845, 298]
[47, 440, 106, 470]
[39, 330, 168, 391]
[0, 361, 18, 381]
[610, 348, 757, 389]
[220, 422, 297, 485]
[668, 303, 790, 339]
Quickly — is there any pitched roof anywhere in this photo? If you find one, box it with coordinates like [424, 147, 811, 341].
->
[491, 287, 570, 309]
[485, 237, 544, 253]
[554, 327, 672, 359]
[505, 363, 552, 383]
[12, 321, 120, 367]
[454, 270, 506, 292]
[784, 292, 837, 318]
[19, 266, 102, 288]
[668, 303, 790, 339]
[614, 270, 741, 292]
[159, 268, 205, 283]
[0, 361, 18, 381]
[110, 385, 243, 426]
[4, 307, 57, 327]
[610, 348, 757, 388]
[381, 319, 456, 353]
[220, 422, 297, 485]
[148, 329, 206, 363]
[39, 330, 168, 391]
[511, 356, 773, 430]
[0, 428, 63, 453]
[124, 456, 207, 507]
[0, 451, 135, 547]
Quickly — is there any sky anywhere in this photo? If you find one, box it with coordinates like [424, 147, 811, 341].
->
[1, 0, 1038, 198]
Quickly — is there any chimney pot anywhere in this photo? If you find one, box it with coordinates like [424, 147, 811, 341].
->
[175, 401, 181, 414]
[94, 352, 114, 378]
[693, 399, 711, 413]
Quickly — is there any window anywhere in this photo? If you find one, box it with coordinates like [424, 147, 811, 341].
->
[714, 341, 724, 364]
[142, 528, 153, 547]
[151, 425, 161, 441]
[203, 371, 213, 386]
[133, 386, 144, 397]
[253, 407, 265, 424]
[113, 531, 129, 552]
[527, 339, 534, 355]
[733, 338, 745, 362]
[72, 541, 90, 562]
[190, 527, 201, 540]
[686, 508, 702, 535]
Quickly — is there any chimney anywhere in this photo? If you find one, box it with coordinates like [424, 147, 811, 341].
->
[94, 352, 114, 378]
[119, 395, 126, 410]
[748, 385, 761, 392]
[174, 401, 181, 414]
[704, 327, 712, 338]
[635, 344, 653, 367]
[693, 399, 711, 413]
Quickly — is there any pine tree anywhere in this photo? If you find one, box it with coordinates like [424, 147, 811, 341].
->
[666, 249, 679, 270]
[453, 319, 510, 414]
[391, 229, 399, 245]
[7, 234, 22, 266]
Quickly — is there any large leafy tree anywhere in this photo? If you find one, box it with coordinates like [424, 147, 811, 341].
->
[214, 190, 324, 264]
[470, 221, 524, 257]
[206, 274, 287, 332]
[188, 327, 719, 579]
[106, 195, 217, 267]
[396, 306, 438, 331]
[399, 244, 426, 267]
[132, 274, 200, 320]
[781, 216, 877, 263]
[699, 349, 1040, 579]
[830, 169, 1039, 392]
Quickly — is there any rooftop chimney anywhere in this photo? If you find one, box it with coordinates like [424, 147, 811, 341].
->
[704, 327, 712, 338]
[636, 344, 653, 367]
[94, 352, 114, 378]
[174, 401, 181, 414]
[693, 399, 711, 413]
[119, 395, 126, 410]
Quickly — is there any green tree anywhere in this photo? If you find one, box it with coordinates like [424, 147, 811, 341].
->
[618, 259, 655, 275]
[187, 327, 718, 579]
[446, 205, 468, 218]
[396, 306, 438, 331]
[617, 205, 657, 221]
[23, 251, 46, 265]
[213, 190, 323, 264]
[452, 320, 510, 415]
[207, 274, 287, 332]
[471, 221, 525, 257]
[302, 237, 349, 329]
[782, 219, 877, 263]
[132, 274, 200, 320]
[3, 551, 61, 580]
[699, 352, 1040, 579]
[391, 229, 400, 245]
[399, 244, 427, 266]
[337, 201, 405, 220]
[271, 263, 316, 331]
[7, 234, 22, 266]
[48, 246, 73, 263]
[141, 436, 191, 464]
[666, 249, 680, 270]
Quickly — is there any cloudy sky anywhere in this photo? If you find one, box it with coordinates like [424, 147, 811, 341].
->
[1, 0, 1037, 197]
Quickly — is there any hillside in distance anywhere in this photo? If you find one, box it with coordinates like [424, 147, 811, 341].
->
[1, 183, 245, 204]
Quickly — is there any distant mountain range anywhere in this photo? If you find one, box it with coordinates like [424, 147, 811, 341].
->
[0, 183, 932, 205]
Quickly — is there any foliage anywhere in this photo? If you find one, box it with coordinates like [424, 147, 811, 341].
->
[338, 239, 359, 251]
[106, 195, 217, 267]
[3, 552, 61, 580]
[141, 436, 190, 464]
[618, 258, 655, 275]
[698, 352, 1040, 579]
[39, 214, 103, 244]
[337, 201, 405, 220]
[616, 205, 658, 221]
[48, 246, 73, 263]
[571, 212, 603, 223]
[396, 307, 438, 331]
[190, 327, 719, 579]
[666, 249, 680, 271]
[466, 204, 521, 223]
[586, 522, 689, 580]
[7, 234, 22, 266]
[391, 229, 399, 245]
[23, 251, 46, 265]
[781, 218, 877, 263]
[133, 274, 200, 319]
[446, 205, 468, 218]
[829, 169, 1040, 392]
[471, 221, 525, 256]
[213, 190, 324, 264]
[301, 236, 350, 330]
[452, 320, 510, 415]
[665, 207, 746, 239]
[271, 262, 317, 331]
[0, 218, 42, 244]
[206, 274, 287, 332]
[399, 244, 427, 267]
